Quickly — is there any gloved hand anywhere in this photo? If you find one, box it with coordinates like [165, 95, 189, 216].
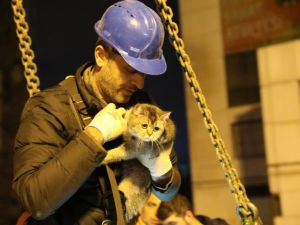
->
[87, 103, 127, 143]
[137, 144, 173, 178]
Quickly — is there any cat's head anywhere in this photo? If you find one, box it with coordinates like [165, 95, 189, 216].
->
[126, 103, 171, 142]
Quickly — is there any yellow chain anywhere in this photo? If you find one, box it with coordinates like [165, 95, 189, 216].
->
[11, 0, 40, 97]
[154, 1, 263, 224]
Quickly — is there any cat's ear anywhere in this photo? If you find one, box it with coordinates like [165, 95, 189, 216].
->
[160, 111, 171, 121]
[134, 104, 143, 115]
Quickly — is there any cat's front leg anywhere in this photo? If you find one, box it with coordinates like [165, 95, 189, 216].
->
[100, 144, 136, 165]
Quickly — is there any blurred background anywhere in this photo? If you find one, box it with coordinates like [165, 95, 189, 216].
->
[1, 0, 300, 224]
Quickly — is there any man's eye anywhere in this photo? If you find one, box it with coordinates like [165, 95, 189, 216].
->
[147, 202, 156, 207]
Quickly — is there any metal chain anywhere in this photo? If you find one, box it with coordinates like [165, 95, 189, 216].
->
[154, 0, 263, 224]
[11, 0, 40, 97]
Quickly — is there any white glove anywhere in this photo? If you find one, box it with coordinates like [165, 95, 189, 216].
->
[87, 103, 126, 143]
[137, 144, 173, 178]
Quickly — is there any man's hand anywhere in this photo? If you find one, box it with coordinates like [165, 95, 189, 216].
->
[137, 144, 173, 178]
[87, 103, 126, 143]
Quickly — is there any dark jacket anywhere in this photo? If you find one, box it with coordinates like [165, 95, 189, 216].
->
[13, 63, 181, 225]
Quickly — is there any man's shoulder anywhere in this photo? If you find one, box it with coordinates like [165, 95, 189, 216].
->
[30, 83, 67, 100]
[23, 83, 71, 116]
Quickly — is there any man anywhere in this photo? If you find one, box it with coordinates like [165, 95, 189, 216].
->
[12, 1, 181, 224]
[135, 193, 161, 225]
[156, 194, 203, 225]
[156, 195, 229, 225]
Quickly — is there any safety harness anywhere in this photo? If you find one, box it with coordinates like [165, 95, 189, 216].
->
[59, 76, 125, 225]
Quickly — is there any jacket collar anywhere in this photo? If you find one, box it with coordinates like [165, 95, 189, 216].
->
[75, 62, 103, 114]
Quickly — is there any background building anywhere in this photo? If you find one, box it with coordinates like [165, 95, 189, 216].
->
[180, 1, 300, 225]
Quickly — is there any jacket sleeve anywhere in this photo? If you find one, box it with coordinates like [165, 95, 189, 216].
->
[12, 90, 107, 220]
[151, 148, 181, 201]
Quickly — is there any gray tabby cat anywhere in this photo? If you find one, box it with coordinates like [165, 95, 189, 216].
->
[101, 103, 176, 222]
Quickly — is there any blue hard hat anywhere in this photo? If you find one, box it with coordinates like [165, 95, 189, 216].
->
[94, 0, 167, 75]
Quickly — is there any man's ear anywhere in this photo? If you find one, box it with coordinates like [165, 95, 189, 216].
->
[184, 210, 194, 224]
[94, 45, 107, 67]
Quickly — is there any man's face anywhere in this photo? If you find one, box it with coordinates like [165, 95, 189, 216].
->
[160, 214, 189, 225]
[140, 194, 161, 225]
[96, 52, 146, 104]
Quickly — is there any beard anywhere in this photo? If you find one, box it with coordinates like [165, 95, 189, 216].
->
[96, 66, 134, 104]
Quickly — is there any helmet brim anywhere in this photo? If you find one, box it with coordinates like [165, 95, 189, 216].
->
[120, 52, 167, 76]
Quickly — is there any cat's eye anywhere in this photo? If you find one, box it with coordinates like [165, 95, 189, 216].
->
[142, 124, 148, 129]
[154, 126, 160, 131]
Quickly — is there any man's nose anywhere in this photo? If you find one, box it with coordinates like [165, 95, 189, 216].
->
[131, 73, 145, 89]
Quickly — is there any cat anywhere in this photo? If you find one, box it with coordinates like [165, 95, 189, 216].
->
[101, 103, 176, 222]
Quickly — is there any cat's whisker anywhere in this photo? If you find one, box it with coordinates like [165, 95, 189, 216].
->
[154, 140, 162, 152]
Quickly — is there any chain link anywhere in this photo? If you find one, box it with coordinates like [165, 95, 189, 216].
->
[154, 0, 263, 224]
[12, 0, 40, 97]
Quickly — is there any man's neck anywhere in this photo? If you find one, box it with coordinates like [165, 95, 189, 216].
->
[82, 66, 107, 107]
